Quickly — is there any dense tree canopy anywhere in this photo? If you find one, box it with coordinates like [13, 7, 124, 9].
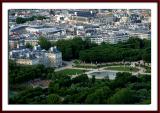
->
[38, 36, 51, 50]
[25, 42, 33, 49]
[16, 15, 47, 24]
[55, 37, 97, 60]
[10, 87, 45, 104]
[9, 64, 151, 104]
[107, 88, 136, 104]
[9, 60, 54, 84]
[79, 38, 151, 63]
[47, 94, 61, 104]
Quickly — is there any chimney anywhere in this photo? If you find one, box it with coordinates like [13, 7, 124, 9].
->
[17, 44, 19, 48]
[74, 12, 77, 16]
[90, 11, 93, 14]
[50, 47, 54, 51]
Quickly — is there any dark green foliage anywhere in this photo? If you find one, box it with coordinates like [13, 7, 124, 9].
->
[47, 94, 61, 104]
[56, 37, 97, 60]
[110, 72, 132, 89]
[79, 38, 151, 63]
[9, 60, 54, 84]
[16, 17, 26, 24]
[9, 59, 16, 70]
[85, 86, 111, 104]
[9, 68, 151, 104]
[50, 10, 55, 15]
[38, 36, 51, 50]
[10, 87, 45, 104]
[36, 15, 47, 20]
[25, 42, 33, 49]
[72, 74, 89, 85]
[142, 47, 151, 62]
[107, 88, 136, 104]
[16, 16, 47, 24]
[91, 75, 95, 84]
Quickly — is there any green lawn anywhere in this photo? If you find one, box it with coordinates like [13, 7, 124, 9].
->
[56, 69, 86, 76]
[98, 64, 130, 68]
[105, 66, 139, 72]
[74, 64, 97, 69]
[74, 63, 130, 69]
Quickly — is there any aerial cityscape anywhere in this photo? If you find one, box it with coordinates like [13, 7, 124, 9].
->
[9, 9, 151, 104]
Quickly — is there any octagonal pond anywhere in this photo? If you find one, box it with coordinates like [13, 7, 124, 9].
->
[89, 71, 117, 80]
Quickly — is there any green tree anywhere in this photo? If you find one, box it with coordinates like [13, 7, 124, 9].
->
[110, 72, 132, 89]
[91, 75, 95, 84]
[25, 42, 33, 49]
[50, 10, 55, 16]
[56, 38, 97, 61]
[38, 36, 51, 50]
[142, 48, 151, 62]
[11, 87, 43, 104]
[47, 94, 61, 104]
[72, 74, 89, 85]
[16, 17, 26, 24]
[85, 86, 111, 104]
[79, 38, 151, 63]
[107, 88, 136, 104]
[36, 16, 47, 20]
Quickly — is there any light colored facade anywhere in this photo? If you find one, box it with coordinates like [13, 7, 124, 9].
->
[9, 45, 63, 67]
[129, 32, 151, 40]
[16, 58, 39, 65]
[9, 40, 19, 49]
[46, 52, 62, 67]
[90, 37, 103, 45]
[46, 46, 62, 67]
[25, 39, 38, 46]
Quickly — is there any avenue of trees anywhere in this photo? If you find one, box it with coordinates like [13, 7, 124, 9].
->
[55, 37, 97, 60]
[16, 15, 48, 24]
[79, 38, 151, 63]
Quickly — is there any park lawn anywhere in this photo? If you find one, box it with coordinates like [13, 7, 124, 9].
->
[74, 64, 97, 69]
[56, 69, 86, 76]
[99, 64, 129, 68]
[105, 66, 139, 72]
[74, 64, 130, 68]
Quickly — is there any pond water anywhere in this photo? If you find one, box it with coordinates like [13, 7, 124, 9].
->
[89, 71, 117, 80]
